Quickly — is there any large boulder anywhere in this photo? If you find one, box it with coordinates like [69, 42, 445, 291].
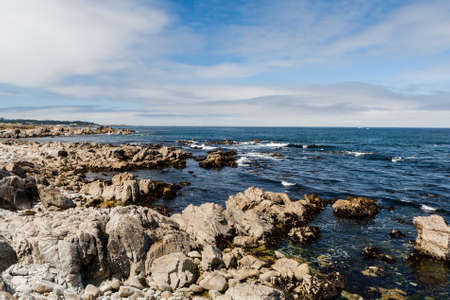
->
[105, 211, 151, 280]
[0, 206, 181, 291]
[225, 283, 285, 300]
[413, 215, 450, 261]
[38, 186, 75, 210]
[225, 187, 326, 245]
[0, 236, 17, 272]
[332, 196, 378, 218]
[0, 170, 37, 210]
[198, 150, 237, 169]
[171, 203, 234, 249]
[301, 272, 345, 299]
[149, 252, 197, 291]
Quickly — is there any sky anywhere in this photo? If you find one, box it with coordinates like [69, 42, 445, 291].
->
[0, 0, 450, 127]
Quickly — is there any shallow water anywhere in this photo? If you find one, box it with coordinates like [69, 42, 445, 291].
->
[35, 127, 450, 298]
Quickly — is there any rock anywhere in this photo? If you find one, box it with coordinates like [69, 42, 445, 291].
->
[82, 284, 100, 300]
[145, 232, 194, 268]
[361, 266, 384, 277]
[225, 187, 327, 246]
[150, 252, 197, 291]
[225, 283, 285, 300]
[390, 229, 407, 239]
[201, 245, 224, 271]
[232, 236, 257, 248]
[0, 292, 15, 300]
[238, 255, 266, 270]
[288, 226, 321, 244]
[0, 236, 17, 272]
[106, 211, 151, 279]
[171, 203, 234, 249]
[301, 272, 345, 299]
[223, 252, 237, 269]
[33, 280, 59, 293]
[199, 272, 228, 292]
[57, 150, 68, 158]
[0, 171, 37, 210]
[198, 150, 237, 169]
[332, 196, 378, 218]
[271, 258, 300, 280]
[259, 270, 281, 285]
[294, 263, 310, 281]
[38, 186, 75, 209]
[118, 286, 141, 297]
[362, 246, 381, 259]
[413, 215, 450, 261]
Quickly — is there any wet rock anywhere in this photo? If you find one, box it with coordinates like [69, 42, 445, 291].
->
[225, 283, 285, 300]
[301, 272, 345, 299]
[390, 229, 407, 239]
[332, 196, 378, 218]
[0, 236, 17, 272]
[413, 214, 450, 261]
[361, 266, 384, 277]
[362, 246, 382, 259]
[288, 226, 321, 244]
[198, 150, 237, 169]
[171, 203, 234, 249]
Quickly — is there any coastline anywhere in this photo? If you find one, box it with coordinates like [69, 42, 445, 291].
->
[0, 127, 449, 300]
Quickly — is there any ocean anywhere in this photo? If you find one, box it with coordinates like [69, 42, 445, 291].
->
[34, 126, 450, 298]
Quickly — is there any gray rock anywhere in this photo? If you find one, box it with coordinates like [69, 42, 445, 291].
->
[82, 284, 100, 299]
[118, 285, 141, 297]
[199, 272, 228, 293]
[201, 245, 224, 271]
[38, 186, 75, 209]
[225, 283, 285, 299]
[222, 252, 237, 269]
[301, 272, 345, 299]
[271, 258, 300, 280]
[0, 236, 17, 272]
[0, 172, 36, 210]
[171, 203, 234, 249]
[413, 214, 450, 261]
[150, 252, 197, 291]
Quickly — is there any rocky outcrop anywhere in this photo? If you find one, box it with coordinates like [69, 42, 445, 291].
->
[288, 226, 321, 244]
[413, 215, 450, 261]
[171, 203, 234, 249]
[0, 125, 134, 139]
[332, 196, 379, 218]
[198, 150, 237, 169]
[225, 188, 327, 246]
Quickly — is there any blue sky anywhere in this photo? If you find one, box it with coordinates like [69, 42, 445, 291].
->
[0, 0, 449, 126]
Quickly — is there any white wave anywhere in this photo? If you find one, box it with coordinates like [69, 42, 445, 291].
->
[421, 204, 437, 212]
[302, 145, 309, 149]
[346, 151, 372, 157]
[400, 198, 412, 203]
[246, 152, 278, 160]
[391, 156, 403, 162]
[281, 181, 296, 187]
[265, 142, 288, 147]
[237, 156, 250, 166]
[190, 144, 217, 151]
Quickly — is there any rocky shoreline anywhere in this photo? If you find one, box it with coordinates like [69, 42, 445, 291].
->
[0, 125, 134, 139]
[0, 136, 449, 300]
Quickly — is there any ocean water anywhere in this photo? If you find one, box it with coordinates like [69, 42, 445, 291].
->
[35, 127, 450, 298]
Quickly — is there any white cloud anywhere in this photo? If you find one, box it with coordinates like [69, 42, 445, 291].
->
[0, 0, 183, 86]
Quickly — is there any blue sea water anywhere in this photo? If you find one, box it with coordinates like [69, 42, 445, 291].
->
[35, 127, 450, 298]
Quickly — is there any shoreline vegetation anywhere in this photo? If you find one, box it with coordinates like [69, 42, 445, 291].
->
[0, 121, 449, 300]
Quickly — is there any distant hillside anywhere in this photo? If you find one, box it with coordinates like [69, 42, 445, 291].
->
[0, 118, 97, 127]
